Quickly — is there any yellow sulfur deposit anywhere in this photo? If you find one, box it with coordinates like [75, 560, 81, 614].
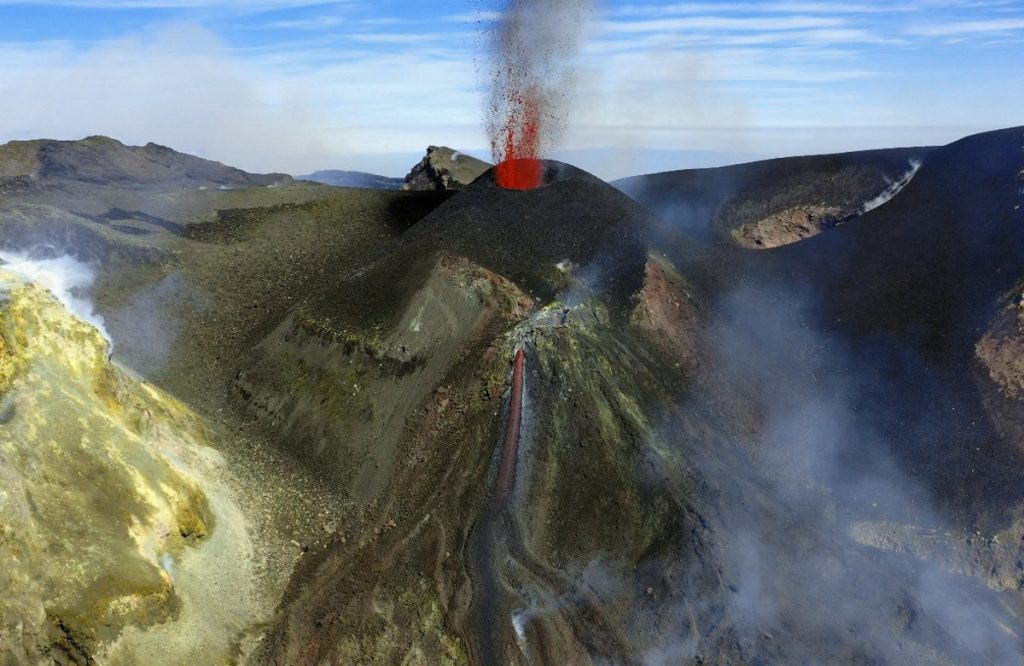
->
[0, 270, 225, 662]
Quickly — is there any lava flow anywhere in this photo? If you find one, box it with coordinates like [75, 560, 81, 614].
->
[496, 347, 526, 500]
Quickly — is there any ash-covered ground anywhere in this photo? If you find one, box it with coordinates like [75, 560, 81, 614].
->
[0, 129, 1023, 665]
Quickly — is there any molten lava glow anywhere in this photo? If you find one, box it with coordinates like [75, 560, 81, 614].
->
[496, 347, 526, 500]
[493, 89, 544, 190]
[496, 159, 543, 191]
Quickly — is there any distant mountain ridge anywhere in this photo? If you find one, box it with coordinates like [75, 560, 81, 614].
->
[298, 170, 403, 190]
[0, 135, 292, 190]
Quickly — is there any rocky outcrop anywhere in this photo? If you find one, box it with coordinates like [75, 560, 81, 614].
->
[729, 204, 844, 248]
[850, 519, 1024, 595]
[0, 273, 204, 660]
[975, 281, 1024, 457]
[977, 287, 1024, 398]
[402, 146, 491, 191]
[631, 254, 701, 368]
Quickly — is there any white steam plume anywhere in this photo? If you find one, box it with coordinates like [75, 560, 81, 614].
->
[860, 158, 922, 213]
[0, 251, 112, 348]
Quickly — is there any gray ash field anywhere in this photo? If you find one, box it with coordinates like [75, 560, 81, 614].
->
[1, 129, 1024, 665]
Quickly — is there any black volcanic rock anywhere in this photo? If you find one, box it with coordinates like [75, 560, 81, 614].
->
[301, 160, 657, 341]
[615, 146, 931, 246]
[616, 127, 1024, 521]
[405, 160, 654, 303]
[616, 126, 1024, 520]
[761, 128, 1024, 516]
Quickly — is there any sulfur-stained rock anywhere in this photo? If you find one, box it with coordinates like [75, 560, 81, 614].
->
[0, 271, 259, 663]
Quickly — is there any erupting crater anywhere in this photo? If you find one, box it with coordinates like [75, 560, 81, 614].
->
[493, 91, 544, 190]
[495, 158, 544, 191]
[486, 0, 589, 191]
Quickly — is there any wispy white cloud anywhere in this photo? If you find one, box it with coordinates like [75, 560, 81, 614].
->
[0, 26, 338, 170]
[0, 0, 1021, 178]
[595, 27, 896, 47]
[603, 15, 846, 34]
[0, 0, 338, 7]
[444, 10, 503, 23]
[614, 2, 913, 16]
[347, 32, 460, 44]
[908, 17, 1024, 36]
[615, 0, 1020, 14]
[261, 15, 345, 31]
[0, 21, 492, 172]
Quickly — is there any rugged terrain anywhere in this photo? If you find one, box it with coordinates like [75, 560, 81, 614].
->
[402, 146, 492, 191]
[0, 129, 1023, 664]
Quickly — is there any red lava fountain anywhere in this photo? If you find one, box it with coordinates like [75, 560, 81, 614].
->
[485, 0, 594, 191]
[493, 91, 543, 190]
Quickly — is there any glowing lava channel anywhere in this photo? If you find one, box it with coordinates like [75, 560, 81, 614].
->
[496, 347, 526, 500]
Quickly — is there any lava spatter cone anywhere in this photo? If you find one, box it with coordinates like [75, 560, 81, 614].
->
[495, 158, 544, 190]
[400, 159, 656, 309]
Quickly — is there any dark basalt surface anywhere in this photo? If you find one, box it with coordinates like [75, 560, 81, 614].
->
[404, 161, 653, 305]
[615, 146, 931, 244]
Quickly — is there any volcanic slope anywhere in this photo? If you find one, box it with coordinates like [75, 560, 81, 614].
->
[605, 126, 1024, 662]
[231, 161, 656, 492]
[0, 269, 280, 664]
[285, 160, 653, 340]
[633, 127, 1024, 523]
[247, 161, 698, 664]
[255, 131, 1024, 665]
[615, 145, 931, 248]
[244, 140, 1018, 665]
[0, 136, 457, 664]
[234, 161, 659, 508]
[3, 131, 1024, 664]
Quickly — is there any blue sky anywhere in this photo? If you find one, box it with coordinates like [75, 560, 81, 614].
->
[0, 0, 1022, 178]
